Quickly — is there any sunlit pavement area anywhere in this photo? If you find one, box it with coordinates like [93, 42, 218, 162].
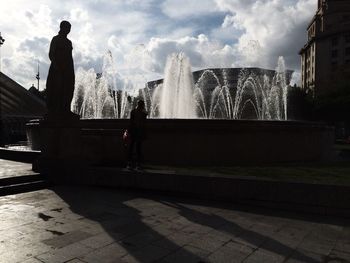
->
[0, 159, 37, 179]
[0, 185, 349, 263]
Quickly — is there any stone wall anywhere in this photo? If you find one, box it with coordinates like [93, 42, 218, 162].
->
[27, 119, 334, 169]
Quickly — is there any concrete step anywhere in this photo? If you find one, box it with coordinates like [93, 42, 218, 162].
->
[0, 180, 49, 196]
[0, 147, 40, 163]
[51, 166, 350, 218]
[0, 174, 44, 186]
[0, 173, 49, 196]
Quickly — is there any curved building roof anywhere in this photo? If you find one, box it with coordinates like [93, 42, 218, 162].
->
[0, 72, 46, 118]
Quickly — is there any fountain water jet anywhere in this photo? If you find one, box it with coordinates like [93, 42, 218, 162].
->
[71, 52, 134, 119]
[155, 53, 197, 118]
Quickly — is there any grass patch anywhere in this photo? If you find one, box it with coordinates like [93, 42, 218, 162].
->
[214, 166, 350, 185]
[334, 143, 350, 151]
[145, 164, 350, 186]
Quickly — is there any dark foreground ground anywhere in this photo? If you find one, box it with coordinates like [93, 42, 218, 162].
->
[1, 158, 350, 262]
[0, 185, 349, 263]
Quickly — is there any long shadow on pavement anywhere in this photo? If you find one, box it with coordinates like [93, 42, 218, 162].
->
[158, 201, 324, 263]
[52, 185, 349, 262]
[53, 185, 210, 262]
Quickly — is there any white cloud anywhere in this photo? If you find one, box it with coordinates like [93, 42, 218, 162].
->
[0, 0, 316, 90]
[124, 34, 236, 77]
[161, 0, 219, 18]
[214, 0, 317, 69]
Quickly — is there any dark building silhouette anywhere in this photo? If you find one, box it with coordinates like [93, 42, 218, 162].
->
[300, 0, 350, 95]
[0, 72, 46, 144]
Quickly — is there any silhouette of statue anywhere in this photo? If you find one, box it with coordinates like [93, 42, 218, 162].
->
[46, 20, 78, 119]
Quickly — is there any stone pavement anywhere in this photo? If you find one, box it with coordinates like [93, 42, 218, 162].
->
[0, 185, 349, 263]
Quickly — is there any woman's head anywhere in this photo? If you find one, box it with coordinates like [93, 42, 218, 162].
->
[137, 100, 145, 109]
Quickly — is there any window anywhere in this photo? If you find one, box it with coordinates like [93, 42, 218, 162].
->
[331, 61, 338, 71]
[331, 50, 338, 58]
[346, 35, 350, 43]
[346, 47, 350, 56]
[332, 37, 338, 46]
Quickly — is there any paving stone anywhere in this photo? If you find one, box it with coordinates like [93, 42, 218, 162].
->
[79, 232, 116, 249]
[35, 243, 92, 263]
[216, 223, 247, 238]
[64, 259, 87, 263]
[159, 244, 210, 263]
[243, 248, 286, 263]
[150, 224, 178, 237]
[297, 234, 335, 255]
[204, 228, 236, 243]
[119, 229, 165, 250]
[275, 225, 310, 241]
[20, 258, 44, 263]
[42, 230, 93, 248]
[259, 239, 294, 258]
[334, 241, 350, 254]
[79, 243, 128, 263]
[151, 232, 195, 251]
[334, 229, 350, 254]
[0, 241, 52, 263]
[231, 230, 268, 249]
[188, 232, 228, 253]
[121, 246, 172, 262]
[207, 241, 254, 263]
[180, 223, 216, 237]
[285, 249, 327, 263]
[327, 249, 350, 262]
[310, 224, 343, 241]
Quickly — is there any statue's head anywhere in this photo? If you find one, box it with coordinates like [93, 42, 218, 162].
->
[59, 20, 71, 35]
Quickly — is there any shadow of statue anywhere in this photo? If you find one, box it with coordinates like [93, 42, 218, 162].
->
[46, 20, 79, 120]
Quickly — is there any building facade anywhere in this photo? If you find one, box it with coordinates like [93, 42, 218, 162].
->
[300, 0, 350, 96]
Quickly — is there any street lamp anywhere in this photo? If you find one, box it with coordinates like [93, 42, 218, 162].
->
[0, 32, 5, 72]
[36, 60, 40, 91]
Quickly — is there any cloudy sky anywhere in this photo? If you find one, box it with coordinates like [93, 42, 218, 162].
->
[0, 0, 316, 90]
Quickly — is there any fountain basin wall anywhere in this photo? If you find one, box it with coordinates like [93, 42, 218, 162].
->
[27, 119, 334, 167]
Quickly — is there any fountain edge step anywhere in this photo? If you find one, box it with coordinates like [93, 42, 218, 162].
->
[0, 147, 41, 163]
[46, 166, 350, 218]
[0, 174, 46, 186]
[0, 180, 49, 196]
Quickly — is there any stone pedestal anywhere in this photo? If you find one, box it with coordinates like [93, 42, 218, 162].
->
[30, 118, 83, 182]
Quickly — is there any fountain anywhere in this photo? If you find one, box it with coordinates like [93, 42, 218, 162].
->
[138, 53, 290, 121]
[27, 51, 334, 170]
[72, 52, 290, 121]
